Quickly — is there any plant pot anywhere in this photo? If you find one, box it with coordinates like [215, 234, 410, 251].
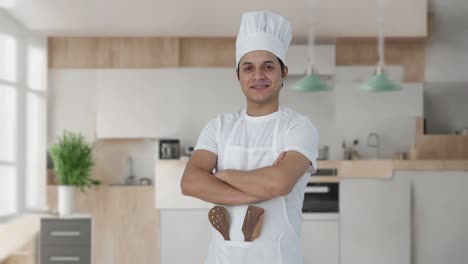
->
[58, 185, 75, 216]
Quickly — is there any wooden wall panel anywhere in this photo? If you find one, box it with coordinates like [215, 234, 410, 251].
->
[411, 135, 468, 160]
[48, 37, 179, 68]
[49, 36, 425, 81]
[179, 37, 235, 67]
[410, 116, 468, 160]
[336, 38, 425, 82]
[48, 37, 99, 68]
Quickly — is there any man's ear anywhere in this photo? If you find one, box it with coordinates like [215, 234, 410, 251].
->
[282, 65, 289, 79]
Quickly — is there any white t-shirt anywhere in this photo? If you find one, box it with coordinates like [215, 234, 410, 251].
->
[194, 106, 319, 234]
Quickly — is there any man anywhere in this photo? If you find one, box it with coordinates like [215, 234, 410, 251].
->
[181, 10, 318, 264]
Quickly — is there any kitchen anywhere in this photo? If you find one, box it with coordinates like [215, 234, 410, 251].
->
[1, 0, 468, 264]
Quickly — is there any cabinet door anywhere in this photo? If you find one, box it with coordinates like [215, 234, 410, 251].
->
[96, 69, 161, 138]
[160, 210, 211, 264]
[340, 178, 410, 264]
[302, 219, 340, 264]
[96, 68, 243, 138]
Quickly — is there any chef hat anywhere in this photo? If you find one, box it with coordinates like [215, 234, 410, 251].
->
[235, 11, 292, 66]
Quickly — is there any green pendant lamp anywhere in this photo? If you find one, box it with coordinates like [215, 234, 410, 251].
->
[293, 0, 332, 92]
[360, 66, 402, 92]
[360, 0, 402, 92]
[294, 67, 332, 92]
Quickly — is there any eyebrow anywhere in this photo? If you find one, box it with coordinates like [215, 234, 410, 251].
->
[241, 60, 275, 66]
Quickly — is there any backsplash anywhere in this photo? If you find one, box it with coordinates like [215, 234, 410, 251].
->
[58, 139, 159, 184]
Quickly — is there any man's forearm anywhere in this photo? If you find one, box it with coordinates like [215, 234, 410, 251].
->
[215, 166, 282, 200]
[181, 169, 264, 205]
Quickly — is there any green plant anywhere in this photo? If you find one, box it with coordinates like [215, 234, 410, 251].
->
[49, 130, 100, 191]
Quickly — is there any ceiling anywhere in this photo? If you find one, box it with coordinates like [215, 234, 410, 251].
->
[3, 0, 427, 38]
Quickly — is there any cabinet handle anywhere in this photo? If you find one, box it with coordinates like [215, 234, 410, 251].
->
[50, 231, 80, 237]
[50, 256, 80, 262]
[306, 186, 330, 193]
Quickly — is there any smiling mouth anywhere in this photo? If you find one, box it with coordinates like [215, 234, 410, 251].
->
[250, 84, 270, 90]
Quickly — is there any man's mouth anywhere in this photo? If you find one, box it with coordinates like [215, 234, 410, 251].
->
[250, 84, 270, 90]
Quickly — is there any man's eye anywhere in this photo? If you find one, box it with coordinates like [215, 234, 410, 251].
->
[264, 65, 274, 70]
[243, 66, 252, 71]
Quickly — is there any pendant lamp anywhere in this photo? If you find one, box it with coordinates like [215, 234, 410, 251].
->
[293, 0, 331, 92]
[360, 0, 402, 92]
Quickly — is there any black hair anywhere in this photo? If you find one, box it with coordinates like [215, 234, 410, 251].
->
[236, 56, 286, 80]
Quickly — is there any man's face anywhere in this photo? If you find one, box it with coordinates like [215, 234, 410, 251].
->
[237, 50, 288, 106]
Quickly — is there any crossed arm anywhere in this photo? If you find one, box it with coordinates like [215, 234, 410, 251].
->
[180, 149, 311, 206]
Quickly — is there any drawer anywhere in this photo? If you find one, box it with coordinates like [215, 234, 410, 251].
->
[41, 219, 91, 246]
[41, 246, 90, 264]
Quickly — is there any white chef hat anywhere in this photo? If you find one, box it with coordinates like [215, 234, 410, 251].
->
[235, 11, 292, 66]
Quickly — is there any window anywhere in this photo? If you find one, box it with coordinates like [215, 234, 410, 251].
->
[0, 16, 47, 219]
[0, 33, 18, 218]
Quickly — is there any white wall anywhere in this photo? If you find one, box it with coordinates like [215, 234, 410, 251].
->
[49, 67, 422, 161]
[425, 2, 468, 82]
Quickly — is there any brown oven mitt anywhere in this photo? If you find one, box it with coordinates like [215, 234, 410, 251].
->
[242, 205, 265, 242]
[208, 206, 230, 241]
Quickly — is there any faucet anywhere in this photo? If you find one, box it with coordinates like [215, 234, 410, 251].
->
[367, 132, 380, 159]
[124, 156, 136, 184]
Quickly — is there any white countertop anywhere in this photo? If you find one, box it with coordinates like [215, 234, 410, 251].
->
[302, 213, 340, 221]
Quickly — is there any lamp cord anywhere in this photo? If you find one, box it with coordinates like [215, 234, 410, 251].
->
[377, 0, 385, 69]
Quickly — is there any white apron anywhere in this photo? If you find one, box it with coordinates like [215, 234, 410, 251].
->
[204, 108, 303, 264]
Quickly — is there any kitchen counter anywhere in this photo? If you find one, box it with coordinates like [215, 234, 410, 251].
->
[316, 159, 468, 179]
[302, 213, 340, 221]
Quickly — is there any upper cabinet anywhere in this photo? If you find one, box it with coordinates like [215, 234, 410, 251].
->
[96, 68, 244, 139]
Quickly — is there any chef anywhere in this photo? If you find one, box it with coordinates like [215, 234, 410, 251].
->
[181, 10, 318, 264]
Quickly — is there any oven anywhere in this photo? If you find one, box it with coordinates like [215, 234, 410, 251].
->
[302, 169, 339, 213]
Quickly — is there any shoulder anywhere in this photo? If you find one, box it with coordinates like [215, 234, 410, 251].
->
[217, 109, 243, 124]
[204, 109, 243, 132]
[280, 107, 317, 132]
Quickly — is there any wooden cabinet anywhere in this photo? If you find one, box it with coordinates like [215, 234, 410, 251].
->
[46, 186, 159, 264]
[302, 215, 340, 264]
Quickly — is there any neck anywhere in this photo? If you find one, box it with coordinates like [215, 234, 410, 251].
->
[246, 101, 279, 117]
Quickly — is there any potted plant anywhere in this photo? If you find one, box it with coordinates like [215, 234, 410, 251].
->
[49, 130, 100, 216]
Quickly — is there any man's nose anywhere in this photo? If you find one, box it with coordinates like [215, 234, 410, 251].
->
[253, 69, 266, 80]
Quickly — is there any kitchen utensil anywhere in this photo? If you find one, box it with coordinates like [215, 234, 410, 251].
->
[208, 206, 230, 241]
[318, 145, 329, 160]
[392, 152, 408, 160]
[461, 127, 468, 135]
[185, 146, 195, 156]
[242, 205, 265, 242]
[342, 139, 360, 160]
[367, 132, 380, 159]
[139, 177, 152, 185]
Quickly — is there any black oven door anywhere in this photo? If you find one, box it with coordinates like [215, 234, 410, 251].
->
[302, 182, 339, 213]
